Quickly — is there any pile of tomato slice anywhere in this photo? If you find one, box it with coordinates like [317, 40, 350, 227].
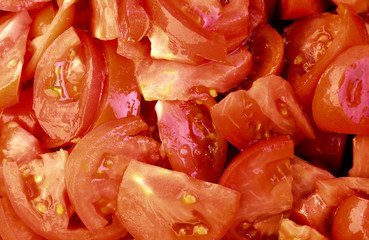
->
[1, 0, 369, 239]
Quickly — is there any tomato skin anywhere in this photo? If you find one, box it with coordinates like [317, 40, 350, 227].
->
[136, 46, 252, 101]
[66, 116, 162, 231]
[284, 5, 368, 112]
[219, 137, 294, 240]
[332, 0, 369, 13]
[156, 99, 227, 182]
[278, 0, 329, 20]
[33, 27, 106, 147]
[90, 0, 120, 40]
[0, 11, 31, 109]
[331, 195, 369, 240]
[94, 41, 141, 127]
[211, 75, 314, 150]
[246, 23, 284, 81]
[117, 160, 241, 240]
[0, 0, 51, 11]
[312, 45, 369, 135]
[349, 135, 369, 177]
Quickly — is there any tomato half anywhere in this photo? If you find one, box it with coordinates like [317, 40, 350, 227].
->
[136, 45, 252, 101]
[0, 11, 31, 108]
[94, 41, 141, 127]
[3, 151, 126, 240]
[211, 75, 314, 150]
[33, 27, 105, 147]
[219, 137, 294, 240]
[246, 23, 284, 81]
[331, 195, 369, 240]
[312, 45, 369, 135]
[90, 0, 120, 40]
[156, 99, 227, 182]
[284, 5, 368, 112]
[349, 135, 369, 177]
[0, 0, 51, 11]
[278, 218, 329, 240]
[66, 116, 162, 231]
[117, 160, 241, 240]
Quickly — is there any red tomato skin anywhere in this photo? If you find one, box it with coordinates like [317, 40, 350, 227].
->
[117, 160, 241, 240]
[279, 0, 329, 20]
[156, 99, 227, 183]
[332, 0, 369, 13]
[33, 27, 106, 147]
[0, 11, 31, 109]
[331, 195, 369, 240]
[219, 137, 294, 240]
[349, 135, 369, 177]
[312, 45, 369, 135]
[285, 5, 368, 112]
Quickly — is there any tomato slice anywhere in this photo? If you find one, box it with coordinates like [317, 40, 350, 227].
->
[219, 137, 294, 240]
[0, 196, 43, 240]
[142, 0, 227, 62]
[94, 41, 141, 127]
[23, 0, 76, 81]
[312, 45, 369, 135]
[0, 11, 31, 109]
[0, 0, 51, 11]
[331, 195, 369, 240]
[284, 5, 368, 112]
[246, 23, 284, 81]
[136, 45, 252, 101]
[33, 27, 105, 147]
[278, 218, 329, 240]
[66, 116, 162, 231]
[29, 3, 55, 39]
[211, 75, 314, 150]
[117, 160, 241, 240]
[3, 153, 126, 240]
[349, 135, 369, 177]
[90, 0, 120, 40]
[278, 0, 329, 20]
[156, 98, 227, 182]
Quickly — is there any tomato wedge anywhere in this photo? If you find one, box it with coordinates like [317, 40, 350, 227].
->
[117, 160, 241, 240]
[219, 137, 294, 240]
[33, 27, 105, 147]
[278, 0, 329, 20]
[66, 116, 162, 231]
[0, 11, 31, 109]
[349, 135, 369, 177]
[156, 99, 227, 182]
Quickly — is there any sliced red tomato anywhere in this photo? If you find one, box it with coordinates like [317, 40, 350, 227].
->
[248, 0, 267, 35]
[33, 27, 105, 147]
[117, 160, 241, 240]
[278, 218, 329, 240]
[136, 45, 252, 101]
[284, 5, 368, 112]
[0, 88, 43, 138]
[29, 3, 55, 39]
[219, 137, 294, 240]
[90, 0, 120, 40]
[0, 196, 43, 240]
[3, 150, 125, 240]
[142, 0, 227, 62]
[278, 0, 329, 19]
[0, 11, 31, 109]
[66, 116, 162, 231]
[349, 135, 369, 177]
[331, 195, 369, 240]
[23, 0, 76, 81]
[117, 0, 150, 60]
[0, 0, 51, 11]
[332, 0, 369, 13]
[295, 130, 348, 175]
[94, 41, 141, 127]
[246, 23, 284, 81]
[211, 75, 314, 150]
[312, 45, 369, 135]
[156, 98, 227, 182]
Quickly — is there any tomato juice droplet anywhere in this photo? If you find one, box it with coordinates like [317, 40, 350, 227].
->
[339, 57, 369, 123]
